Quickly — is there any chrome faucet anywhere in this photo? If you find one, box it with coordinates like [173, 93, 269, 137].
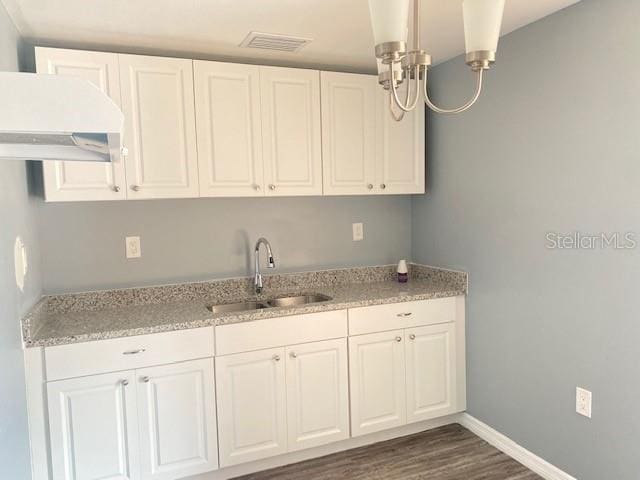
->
[254, 238, 275, 294]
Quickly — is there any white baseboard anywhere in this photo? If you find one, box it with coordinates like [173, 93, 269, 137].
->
[458, 413, 576, 480]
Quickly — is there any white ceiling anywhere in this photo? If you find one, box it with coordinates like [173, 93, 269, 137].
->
[2, 0, 579, 72]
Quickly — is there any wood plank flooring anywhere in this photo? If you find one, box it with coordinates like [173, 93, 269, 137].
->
[234, 424, 542, 480]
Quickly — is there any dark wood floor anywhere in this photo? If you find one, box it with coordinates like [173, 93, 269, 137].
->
[234, 424, 541, 480]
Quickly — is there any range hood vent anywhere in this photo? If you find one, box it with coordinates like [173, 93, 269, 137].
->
[239, 31, 312, 52]
[0, 72, 124, 162]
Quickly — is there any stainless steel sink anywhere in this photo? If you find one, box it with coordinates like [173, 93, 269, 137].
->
[267, 294, 332, 308]
[207, 301, 268, 314]
[207, 293, 332, 314]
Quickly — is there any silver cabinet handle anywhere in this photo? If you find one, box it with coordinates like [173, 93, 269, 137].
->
[130, 185, 140, 192]
[380, 183, 387, 189]
[112, 185, 120, 193]
[396, 312, 413, 317]
[395, 336, 402, 342]
[273, 354, 281, 362]
[123, 349, 146, 355]
[290, 352, 297, 359]
[367, 183, 374, 190]
[409, 334, 416, 340]
[141, 376, 150, 383]
[121, 379, 129, 386]
[269, 184, 276, 191]
[121, 146, 129, 157]
[253, 184, 261, 190]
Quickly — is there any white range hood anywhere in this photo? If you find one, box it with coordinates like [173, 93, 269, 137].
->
[0, 72, 124, 162]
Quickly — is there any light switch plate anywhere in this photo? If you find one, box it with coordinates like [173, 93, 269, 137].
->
[352, 223, 364, 241]
[576, 387, 592, 418]
[126, 236, 141, 259]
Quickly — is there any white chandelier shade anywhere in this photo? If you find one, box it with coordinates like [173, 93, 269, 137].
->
[463, 0, 506, 53]
[367, 0, 411, 45]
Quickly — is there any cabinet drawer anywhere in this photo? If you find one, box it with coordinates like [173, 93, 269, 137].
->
[45, 327, 215, 381]
[348, 297, 457, 336]
[215, 310, 347, 356]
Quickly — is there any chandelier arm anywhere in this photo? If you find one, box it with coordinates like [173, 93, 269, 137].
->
[388, 90, 406, 122]
[389, 63, 419, 112]
[423, 68, 484, 115]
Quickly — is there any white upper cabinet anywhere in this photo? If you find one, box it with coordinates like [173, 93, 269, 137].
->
[376, 85, 426, 194]
[285, 339, 350, 451]
[194, 61, 264, 197]
[35, 47, 127, 202]
[47, 371, 140, 480]
[119, 54, 199, 199]
[136, 359, 218, 480]
[215, 348, 288, 467]
[260, 66, 323, 196]
[321, 72, 377, 195]
[405, 323, 457, 424]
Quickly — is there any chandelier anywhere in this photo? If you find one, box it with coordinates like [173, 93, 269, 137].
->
[368, 0, 505, 120]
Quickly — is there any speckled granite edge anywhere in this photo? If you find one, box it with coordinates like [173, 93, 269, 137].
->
[22, 264, 468, 348]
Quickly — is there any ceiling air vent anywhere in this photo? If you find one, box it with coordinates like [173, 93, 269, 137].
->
[239, 32, 312, 53]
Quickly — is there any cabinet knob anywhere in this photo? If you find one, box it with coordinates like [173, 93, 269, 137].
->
[112, 185, 120, 193]
[269, 184, 276, 191]
[380, 183, 387, 190]
[273, 354, 281, 362]
[141, 376, 150, 383]
[395, 336, 402, 342]
[367, 184, 374, 190]
[290, 352, 297, 359]
[396, 312, 413, 317]
[121, 379, 129, 386]
[121, 147, 129, 157]
[409, 334, 416, 340]
[130, 185, 140, 192]
[253, 184, 261, 190]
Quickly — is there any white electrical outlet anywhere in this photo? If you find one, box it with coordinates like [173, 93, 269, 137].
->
[576, 387, 592, 418]
[352, 223, 364, 241]
[126, 236, 141, 259]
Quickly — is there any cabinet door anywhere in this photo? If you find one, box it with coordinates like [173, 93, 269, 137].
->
[47, 371, 139, 480]
[194, 61, 264, 197]
[35, 47, 126, 202]
[376, 86, 425, 194]
[136, 359, 218, 480]
[321, 72, 377, 195]
[405, 323, 457, 423]
[348, 330, 406, 437]
[260, 66, 322, 196]
[119, 54, 199, 199]
[215, 348, 287, 467]
[285, 339, 349, 452]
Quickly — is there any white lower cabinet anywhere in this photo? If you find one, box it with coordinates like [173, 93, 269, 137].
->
[349, 322, 459, 437]
[285, 339, 349, 451]
[47, 371, 140, 480]
[137, 359, 218, 480]
[405, 324, 457, 423]
[46, 358, 217, 480]
[215, 347, 288, 467]
[348, 330, 407, 437]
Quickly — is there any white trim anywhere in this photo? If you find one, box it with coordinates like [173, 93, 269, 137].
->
[459, 413, 576, 480]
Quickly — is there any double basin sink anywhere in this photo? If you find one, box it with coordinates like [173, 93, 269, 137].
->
[207, 294, 332, 314]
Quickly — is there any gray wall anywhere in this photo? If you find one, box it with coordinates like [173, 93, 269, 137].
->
[0, 4, 42, 479]
[40, 196, 411, 293]
[412, 1, 640, 478]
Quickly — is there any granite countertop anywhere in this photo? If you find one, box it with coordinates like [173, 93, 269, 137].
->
[22, 264, 467, 348]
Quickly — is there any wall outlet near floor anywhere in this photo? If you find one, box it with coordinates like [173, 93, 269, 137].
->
[125, 236, 142, 259]
[352, 223, 364, 241]
[576, 387, 592, 418]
